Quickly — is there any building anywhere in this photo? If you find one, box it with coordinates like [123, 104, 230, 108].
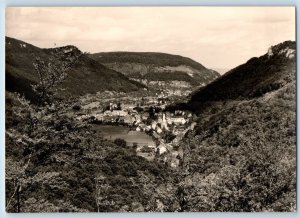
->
[142, 112, 150, 120]
[161, 113, 169, 130]
[139, 124, 148, 131]
[152, 132, 160, 140]
[151, 121, 157, 130]
[170, 158, 180, 168]
[157, 143, 167, 155]
[190, 122, 197, 130]
[170, 117, 187, 125]
[156, 126, 163, 134]
[124, 115, 135, 125]
[111, 110, 128, 117]
[135, 114, 142, 123]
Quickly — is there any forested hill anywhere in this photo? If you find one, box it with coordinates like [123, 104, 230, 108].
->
[5, 37, 145, 102]
[188, 40, 296, 111]
[178, 40, 296, 211]
[90, 52, 220, 87]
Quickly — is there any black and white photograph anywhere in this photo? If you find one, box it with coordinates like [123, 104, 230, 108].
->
[5, 7, 296, 212]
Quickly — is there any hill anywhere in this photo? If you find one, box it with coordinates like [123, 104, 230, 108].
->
[188, 41, 296, 110]
[5, 37, 145, 102]
[178, 41, 296, 211]
[89, 52, 220, 89]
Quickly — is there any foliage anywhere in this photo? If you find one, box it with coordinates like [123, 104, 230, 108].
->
[5, 92, 175, 212]
[32, 47, 81, 104]
[161, 131, 176, 143]
[180, 76, 296, 211]
[113, 138, 127, 148]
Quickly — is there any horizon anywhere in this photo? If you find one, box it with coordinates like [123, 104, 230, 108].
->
[6, 7, 295, 73]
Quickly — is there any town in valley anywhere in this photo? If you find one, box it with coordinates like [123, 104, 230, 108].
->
[75, 89, 198, 167]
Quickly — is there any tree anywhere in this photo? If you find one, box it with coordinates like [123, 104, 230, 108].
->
[161, 131, 176, 143]
[116, 102, 122, 110]
[114, 138, 127, 148]
[32, 47, 81, 105]
[5, 48, 96, 212]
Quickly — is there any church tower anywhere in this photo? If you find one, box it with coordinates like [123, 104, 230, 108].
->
[161, 113, 168, 130]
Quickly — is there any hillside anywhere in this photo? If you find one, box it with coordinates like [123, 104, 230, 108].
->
[5, 91, 176, 212]
[5, 37, 145, 102]
[89, 52, 220, 88]
[179, 41, 296, 211]
[188, 41, 296, 110]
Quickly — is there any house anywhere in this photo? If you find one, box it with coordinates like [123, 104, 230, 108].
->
[157, 143, 167, 155]
[170, 117, 187, 125]
[190, 122, 197, 130]
[142, 112, 150, 120]
[165, 143, 173, 152]
[139, 124, 148, 131]
[156, 126, 163, 134]
[109, 102, 119, 111]
[104, 110, 112, 116]
[171, 151, 179, 158]
[152, 131, 160, 139]
[170, 158, 180, 168]
[174, 110, 181, 115]
[165, 112, 171, 119]
[135, 114, 142, 123]
[124, 115, 134, 124]
[111, 110, 128, 117]
[151, 121, 157, 130]
[177, 147, 184, 159]
[129, 110, 138, 115]
[149, 99, 159, 104]
[76, 114, 90, 121]
[94, 113, 104, 121]
[167, 119, 173, 125]
[157, 117, 162, 124]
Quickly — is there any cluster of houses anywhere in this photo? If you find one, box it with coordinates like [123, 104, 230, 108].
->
[153, 120, 197, 167]
[76, 99, 197, 168]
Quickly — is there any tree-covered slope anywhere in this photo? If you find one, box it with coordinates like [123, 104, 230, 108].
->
[5, 37, 145, 102]
[5, 91, 177, 212]
[188, 41, 296, 110]
[178, 41, 296, 211]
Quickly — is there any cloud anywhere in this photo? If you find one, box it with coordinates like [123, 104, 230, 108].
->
[6, 7, 295, 71]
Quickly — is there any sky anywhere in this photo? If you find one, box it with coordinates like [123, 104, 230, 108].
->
[6, 7, 295, 72]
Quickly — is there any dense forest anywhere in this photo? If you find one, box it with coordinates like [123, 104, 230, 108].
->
[181, 41, 296, 211]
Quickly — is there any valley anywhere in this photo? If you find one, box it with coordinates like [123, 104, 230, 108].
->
[5, 37, 296, 212]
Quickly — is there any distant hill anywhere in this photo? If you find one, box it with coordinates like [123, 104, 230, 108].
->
[89, 52, 220, 88]
[211, 68, 230, 75]
[180, 41, 296, 211]
[5, 37, 145, 101]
